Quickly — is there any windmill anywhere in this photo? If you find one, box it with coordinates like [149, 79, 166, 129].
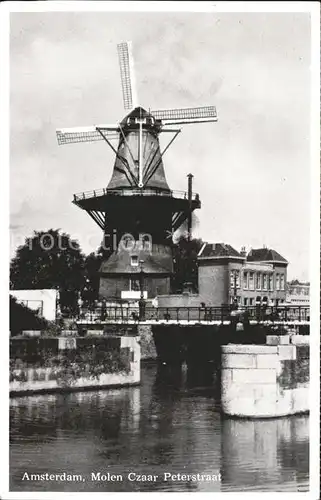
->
[56, 41, 218, 300]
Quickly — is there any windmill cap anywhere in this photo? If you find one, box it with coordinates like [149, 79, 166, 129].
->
[120, 106, 160, 128]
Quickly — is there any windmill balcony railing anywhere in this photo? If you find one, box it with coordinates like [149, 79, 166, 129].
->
[75, 305, 310, 325]
[73, 188, 200, 203]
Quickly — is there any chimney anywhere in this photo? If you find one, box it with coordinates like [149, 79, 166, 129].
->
[240, 246, 246, 257]
[187, 173, 193, 241]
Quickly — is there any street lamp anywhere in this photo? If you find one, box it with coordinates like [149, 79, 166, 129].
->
[82, 278, 90, 307]
[139, 260, 145, 320]
[76, 291, 84, 321]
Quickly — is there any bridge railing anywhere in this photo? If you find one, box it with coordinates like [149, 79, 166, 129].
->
[76, 305, 310, 323]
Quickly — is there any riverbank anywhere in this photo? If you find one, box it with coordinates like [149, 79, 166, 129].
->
[10, 335, 141, 396]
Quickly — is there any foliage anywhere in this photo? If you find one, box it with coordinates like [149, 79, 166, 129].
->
[82, 250, 104, 306]
[41, 321, 62, 337]
[288, 279, 310, 286]
[171, 236, 204, 293]
[48, 349, 130, 387]
[10, 229, 85, 314]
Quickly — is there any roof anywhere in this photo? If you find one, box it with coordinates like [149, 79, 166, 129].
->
[247, 248, 288, 264]
[198, 243, 242, 259]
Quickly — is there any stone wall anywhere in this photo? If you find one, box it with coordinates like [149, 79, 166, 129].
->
[138, 324, 157, 360]
[221, 336, 309, 417]
[10, 335, 140, 395]
[156, 293, 201, 309]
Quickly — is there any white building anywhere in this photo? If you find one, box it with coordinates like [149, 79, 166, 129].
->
[285, 282, 310, 306]
[10, 289, 58, 321]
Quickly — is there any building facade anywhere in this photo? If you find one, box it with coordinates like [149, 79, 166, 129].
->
[197, 244, 288, 307]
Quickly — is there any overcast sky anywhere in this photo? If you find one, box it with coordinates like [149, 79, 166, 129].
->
[9, 11, 311, 280]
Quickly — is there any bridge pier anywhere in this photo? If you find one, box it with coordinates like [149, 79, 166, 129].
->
[221, 337, 309, 418]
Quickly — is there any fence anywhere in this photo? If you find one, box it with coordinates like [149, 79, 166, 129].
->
[76, 305, 310, 324]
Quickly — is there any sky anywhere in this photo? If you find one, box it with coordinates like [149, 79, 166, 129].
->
[9, 10, 311, 280]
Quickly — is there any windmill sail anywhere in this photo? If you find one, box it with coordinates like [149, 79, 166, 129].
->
[117, 41, 138, 111]
[151, 106, 217, 125]
[56, 126, 119, 145]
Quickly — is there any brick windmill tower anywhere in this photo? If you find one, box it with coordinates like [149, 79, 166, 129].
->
[56, 42, 217, 301]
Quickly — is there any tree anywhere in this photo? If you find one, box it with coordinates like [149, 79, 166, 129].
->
[289, 279, 300, 285]
[10, 229, 85, 314]
[171, 236, 204, 293]
[83, 251, 104, 306]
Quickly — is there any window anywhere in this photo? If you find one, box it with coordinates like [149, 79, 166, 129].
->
[244, 297, 248, 306]
[263, 274, 267, 290]
[123, 235, 133, 249]
[141, 235, 152, 251]
[276, 274, 280, 290]
[269, 274, 273, 291]
[249, 298, 254, 306]
[256, 273, 261, 290]
[280, 274, 285, 290]
[230, 270, 240, 288]
[243, 272, 248, 289]
[249, 272, 254, 290]
[131, 255, 138, 267]
[129, 279, 140, 291]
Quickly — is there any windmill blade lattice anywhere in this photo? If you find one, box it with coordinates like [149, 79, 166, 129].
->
[56, 127, 119, 145]
[151, 106, 217, 125]
[117, 42, 138, 111]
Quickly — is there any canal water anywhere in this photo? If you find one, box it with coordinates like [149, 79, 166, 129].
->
[10, 363, 309, 492]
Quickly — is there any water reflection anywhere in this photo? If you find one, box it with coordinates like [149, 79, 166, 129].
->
[221, 416, 309, 491]
[10, 364, 308, 492]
